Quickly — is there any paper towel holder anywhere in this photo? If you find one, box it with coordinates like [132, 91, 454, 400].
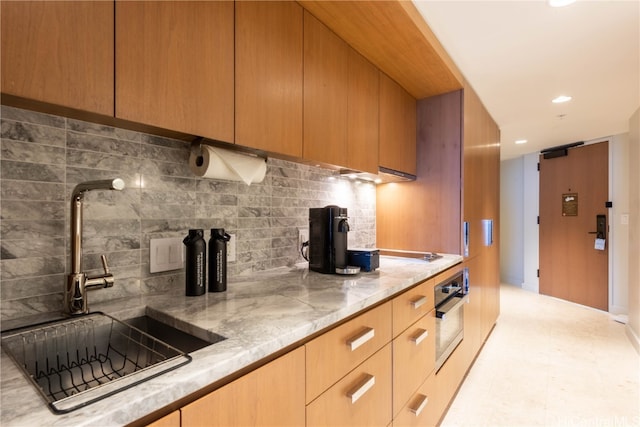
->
[190, 138, 267, 164]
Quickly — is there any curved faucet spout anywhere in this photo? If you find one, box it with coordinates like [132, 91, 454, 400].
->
[65, 178, 125, 315]
[72, 178, 125, 200]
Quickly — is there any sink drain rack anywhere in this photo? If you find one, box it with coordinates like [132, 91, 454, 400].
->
[1, 312, 191, 413]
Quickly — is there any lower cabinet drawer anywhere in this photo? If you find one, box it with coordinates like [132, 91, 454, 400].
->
[307, 343, 392, 427]
[392, 372, 437, 427]
[392, 310, 436, 417]
[306, 301, 392, 403]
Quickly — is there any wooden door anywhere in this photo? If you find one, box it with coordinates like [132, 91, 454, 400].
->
[181, 347, 305, 426]
[539, 142, 609, 311]
[1, 1, 114, 115]
[303, 11, 348, 167]
[116, 1, 234, 141]
[235, 1, 303, 157]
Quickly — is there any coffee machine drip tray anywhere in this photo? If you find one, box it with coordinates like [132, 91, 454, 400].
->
[335, 266, 361, 275]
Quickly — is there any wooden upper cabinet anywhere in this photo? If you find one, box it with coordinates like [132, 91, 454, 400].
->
[1, 1, 114, 115]
[379, 72, 417, 176]
[181, 347, 305, 427]
[347, 49, 379, 175]
[303, 11, 348, 167]
[235, 1, 303, 157]
[115, 1, 234, 142]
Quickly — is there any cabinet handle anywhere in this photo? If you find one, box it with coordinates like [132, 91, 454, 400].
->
[410, 328, 429, 346]
[346, 374, 375, 404]
[410, 295, 427, 310]
[346, 327, 375, 351]
[409, 394, 428, 416]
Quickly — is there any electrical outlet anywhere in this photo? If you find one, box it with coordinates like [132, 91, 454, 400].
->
[227, 233, 236, 262]
[298, 228, 309, 249]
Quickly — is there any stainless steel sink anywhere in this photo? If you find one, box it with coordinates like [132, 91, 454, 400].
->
[1, 312, 225, 414]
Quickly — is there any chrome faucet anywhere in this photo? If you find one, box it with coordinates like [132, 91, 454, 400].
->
[64, 178, 125, 315]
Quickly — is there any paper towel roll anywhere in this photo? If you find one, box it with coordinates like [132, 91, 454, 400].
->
[189, 145, 267, 185]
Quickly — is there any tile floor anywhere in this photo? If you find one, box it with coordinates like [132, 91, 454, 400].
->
[441, 284, 640, 427]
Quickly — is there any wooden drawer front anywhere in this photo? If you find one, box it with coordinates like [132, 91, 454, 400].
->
[306, 301, 392, 403]
[181, 347, 305, 427]
[307, 344, 392, 427]
[392, 311, 436, 416]
[392, 278, 434, 337]
[393, 373, 438, 427]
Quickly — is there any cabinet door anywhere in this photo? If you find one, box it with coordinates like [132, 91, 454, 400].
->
[347, 49, 379, 174]
[235, 1, 303, 157]
[392, 278, 435, 338]
[393, 373, 438, 427]
[303, 11, 348, 167]
[146, 410, 179, 427]
[116, 1, 234, 141]
[305, 301, 392, 403]
[307, 344, 392, 427]
[1, 1, 114, 115]
[181, 347, 305, 427]
[379, 72, 417, 175]
[392, 311, 436, 417]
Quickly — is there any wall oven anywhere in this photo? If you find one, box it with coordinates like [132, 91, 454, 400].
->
[434, 270, 467, 371]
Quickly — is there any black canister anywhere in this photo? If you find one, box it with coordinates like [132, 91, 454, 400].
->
[209, 228, 231, 292]
[183, 229, 206, 296]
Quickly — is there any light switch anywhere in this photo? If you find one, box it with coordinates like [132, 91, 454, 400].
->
[150, 237, 184, 273]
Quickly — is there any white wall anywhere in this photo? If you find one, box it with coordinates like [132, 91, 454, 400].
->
[627, 108, 640, 352]
[522, 153, 540, 293]
[500, 135, 630, 314]
[609, 134, 630, 315]
[499, 157, 524, 285]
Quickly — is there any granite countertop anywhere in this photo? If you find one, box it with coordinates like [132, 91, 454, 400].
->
[0, 254, 462, 426]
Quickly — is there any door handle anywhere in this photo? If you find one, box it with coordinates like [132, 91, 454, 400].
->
[588, 215, 606, 239]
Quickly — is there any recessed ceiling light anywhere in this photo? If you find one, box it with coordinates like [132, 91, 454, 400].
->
[552, 95, 572, 103]
[515, 139, 528, 145]
[548, 0, 576, 7]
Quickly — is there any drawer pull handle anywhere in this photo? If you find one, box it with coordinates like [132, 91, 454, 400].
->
[411, 296, 427, 309]
[410, 328, 429, 346]
[346, 374, 375, 404]
[346, 327, 375, 351]
[410, 394, 428, 416]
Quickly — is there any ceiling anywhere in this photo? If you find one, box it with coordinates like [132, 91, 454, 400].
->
[413, 0, 640, 160]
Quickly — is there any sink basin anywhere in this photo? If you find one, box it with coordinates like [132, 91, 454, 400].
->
[1, 312, 225, 414]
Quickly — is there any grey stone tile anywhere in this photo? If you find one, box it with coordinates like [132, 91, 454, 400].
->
[1, 139, 66, 164]
[1, 180, 65, 201]
[0, 159, 65, 182]
[0, 220, 65, 240]
[68, 119, 141, 142]
[1, 237, 65, 260]
[67, 131, 141, 156]
[1, 106, 66, 128]
[66, 149, 140, 172]
[0, 106, 377, 322]
[1, 200, 65, 221]
[0, 120, 65, 146]
[1, 256, 65, 280]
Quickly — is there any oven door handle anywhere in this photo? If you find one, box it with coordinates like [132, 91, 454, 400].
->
[436, 295, 465, 320]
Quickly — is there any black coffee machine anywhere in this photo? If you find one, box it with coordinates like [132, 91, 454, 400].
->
[309, 205, 351, 274]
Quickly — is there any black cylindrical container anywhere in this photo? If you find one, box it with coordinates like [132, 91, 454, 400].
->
[183, 229, 206, 296]
[209, 228, 231, 292]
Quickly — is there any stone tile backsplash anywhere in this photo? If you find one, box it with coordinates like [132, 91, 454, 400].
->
[0, 106, 376, 321]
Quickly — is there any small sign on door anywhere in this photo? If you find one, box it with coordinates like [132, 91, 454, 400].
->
[562, 193, 578, 216]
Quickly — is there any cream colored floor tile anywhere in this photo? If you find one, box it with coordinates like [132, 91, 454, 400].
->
[440, 284, 640, 427]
